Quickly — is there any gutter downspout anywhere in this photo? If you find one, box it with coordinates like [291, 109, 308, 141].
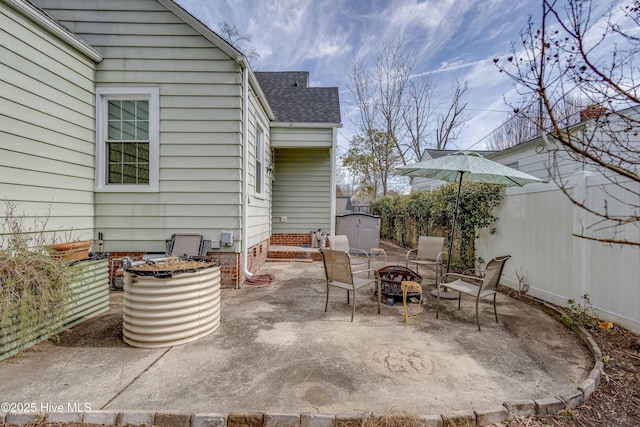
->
[241, 65, 252, 287]
[330, 127, 337, 237]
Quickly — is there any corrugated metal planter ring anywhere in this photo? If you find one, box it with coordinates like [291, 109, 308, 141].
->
[122, 259, 221, 348]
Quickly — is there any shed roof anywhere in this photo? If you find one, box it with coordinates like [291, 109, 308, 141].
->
[255, 72, 341, 124]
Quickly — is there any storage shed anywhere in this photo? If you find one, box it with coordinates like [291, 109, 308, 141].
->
[335, 213, 381, 252]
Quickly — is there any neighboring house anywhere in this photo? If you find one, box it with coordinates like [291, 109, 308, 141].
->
[410, 105, 639, 192]
[410, 149, 496, 192]
[0, 0, 341, 287]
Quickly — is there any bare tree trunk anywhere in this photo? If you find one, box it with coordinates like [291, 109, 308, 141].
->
[435, 80, 469, 150]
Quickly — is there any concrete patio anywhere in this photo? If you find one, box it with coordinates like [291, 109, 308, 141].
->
[0, 242, 595, 425]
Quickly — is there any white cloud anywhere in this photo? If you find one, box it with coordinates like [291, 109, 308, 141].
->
[174, 0, 570, 149]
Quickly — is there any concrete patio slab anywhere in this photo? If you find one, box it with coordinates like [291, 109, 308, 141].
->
[0, 243, 592, 420]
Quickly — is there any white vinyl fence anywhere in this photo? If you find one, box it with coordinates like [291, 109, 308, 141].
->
[477, 171, 640, 333]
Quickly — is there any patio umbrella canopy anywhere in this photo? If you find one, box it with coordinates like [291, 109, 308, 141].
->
[397, 151, 544, 278]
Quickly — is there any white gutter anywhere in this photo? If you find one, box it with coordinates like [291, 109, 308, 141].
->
[330, 127, 337, 237]
[241, 64, 253, 284]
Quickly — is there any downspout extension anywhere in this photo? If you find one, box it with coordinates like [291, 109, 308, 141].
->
[241, 65, 253, 285]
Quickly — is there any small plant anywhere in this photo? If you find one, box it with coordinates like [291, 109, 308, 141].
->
[565, 293, 600, 329]
[0, 202, 77, 354]
[515, 268, 530, 295]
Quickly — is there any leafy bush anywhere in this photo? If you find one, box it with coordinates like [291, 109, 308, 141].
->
[371, 183, 505, 270]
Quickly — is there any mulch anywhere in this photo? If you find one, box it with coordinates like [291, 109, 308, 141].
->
[505, 314, 640, 426]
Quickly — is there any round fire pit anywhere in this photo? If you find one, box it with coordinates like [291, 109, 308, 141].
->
[377, 265, 422, 300]
[122, 257, 221, 348]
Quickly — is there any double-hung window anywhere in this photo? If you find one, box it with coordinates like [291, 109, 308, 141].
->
[255, 125, 265, 197]
[95, 87, 159, 192]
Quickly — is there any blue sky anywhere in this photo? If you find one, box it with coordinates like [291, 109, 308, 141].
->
[173, 0, 612, 153]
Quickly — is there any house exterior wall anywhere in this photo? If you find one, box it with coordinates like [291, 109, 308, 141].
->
[0, 1, 97, 242]
[270, 127, 334, 148]
[32, 0, 269, 260]
[246, 86, 272, 249]
[486, 133, 589, 182]
[271, 147, 332, 235]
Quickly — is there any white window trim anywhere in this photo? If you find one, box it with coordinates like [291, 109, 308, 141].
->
[255, 124, 265, 198]
[95, 86, 160, 192]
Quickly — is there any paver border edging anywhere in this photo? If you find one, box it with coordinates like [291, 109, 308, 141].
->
[0, 293, 603, 427]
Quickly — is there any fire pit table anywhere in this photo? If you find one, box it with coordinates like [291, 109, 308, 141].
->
[377, 265, 422, 300]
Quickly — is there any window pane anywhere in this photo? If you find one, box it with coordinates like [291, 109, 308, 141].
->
[108, 101, 121, 120]
[121, 143, 136, 163]
[138, 143, 149, 161]
[138, 164, 149, 182]
[109, 143, 123, 162]
[136, 101, 149, 120]
[136, 121, 149, 139]
[108, 122, 121, 140]
[122, 165, 138, 183]
[121, 121, 136, 140]
[109, 164, 122, 183]
[121, 101, 136, 121]
[256, 161, 262, 193]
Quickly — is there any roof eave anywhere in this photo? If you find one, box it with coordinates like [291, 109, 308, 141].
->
[487, 121, 587, 158]
[5, 0, 103, 62]
[157, 0, 274, 120]
[271, 121, 342, 128]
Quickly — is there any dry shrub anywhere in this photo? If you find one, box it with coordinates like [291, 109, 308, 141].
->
[0, 202, 77, 353]
[336, 408, 436, 427]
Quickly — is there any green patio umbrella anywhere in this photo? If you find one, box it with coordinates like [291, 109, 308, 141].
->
[397, 151, 544, 277]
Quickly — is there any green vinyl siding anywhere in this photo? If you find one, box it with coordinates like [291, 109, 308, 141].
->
[271, 127, 333, 148]
[246, 88, 272, 247]
[32, 0, 248, 252]
[0, 2, 97, 242]
[272, 147, 331, 234]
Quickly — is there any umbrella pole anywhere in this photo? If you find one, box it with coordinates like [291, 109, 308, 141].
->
[446, 172, 464, 274]
[432, 171, 465, 300]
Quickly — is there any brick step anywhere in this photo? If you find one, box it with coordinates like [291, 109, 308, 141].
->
[267, 245, 322, 262]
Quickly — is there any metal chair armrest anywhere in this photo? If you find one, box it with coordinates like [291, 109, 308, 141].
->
[461, 267, 485, 278]
[405, 248, 418, 263]
[440, 272, 484, 285]
[349, 247, 370, 258]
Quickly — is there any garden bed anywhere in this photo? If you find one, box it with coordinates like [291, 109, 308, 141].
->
[0, 259, 109, 361]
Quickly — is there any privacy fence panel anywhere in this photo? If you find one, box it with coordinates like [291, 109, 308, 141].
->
[477, 171, 640, 333]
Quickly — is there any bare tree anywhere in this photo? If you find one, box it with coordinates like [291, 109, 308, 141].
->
[347, 38, 474, 198]
[402, 75, 435, 161]
[218, 21, 260, 65]
[488, 94, 586, 150]
[346, 58, 377, 138]
[346, 39, 415, 196]
[495, 0, 640, 245]
[435, 80, 469, 150]
[373, 39, 417, 166]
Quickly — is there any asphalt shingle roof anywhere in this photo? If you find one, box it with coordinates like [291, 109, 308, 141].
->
[255, 72, 341, 124]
